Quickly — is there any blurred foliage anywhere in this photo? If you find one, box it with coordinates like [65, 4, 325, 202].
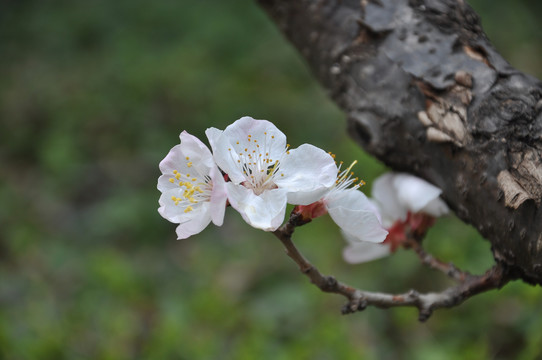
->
[0, 0, 541, 359]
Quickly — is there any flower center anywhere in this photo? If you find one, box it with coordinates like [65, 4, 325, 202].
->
[228, 132, 289, 195]
[168, 156, 212, 213]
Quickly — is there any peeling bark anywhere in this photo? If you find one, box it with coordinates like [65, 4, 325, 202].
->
[257, 0, 542, 285]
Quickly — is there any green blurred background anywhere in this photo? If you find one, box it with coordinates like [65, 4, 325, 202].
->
[1, 0, 541, 359]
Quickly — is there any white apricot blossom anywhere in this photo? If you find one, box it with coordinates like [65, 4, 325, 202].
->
[158, 131, 228, 239]
[298, 160, 388, 243]
[206, 116, 337, 231]
[372, 172, 449, 227]
[342, 172, 449, 264]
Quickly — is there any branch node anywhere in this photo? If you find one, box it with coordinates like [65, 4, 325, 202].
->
[418, 308, 433, 322]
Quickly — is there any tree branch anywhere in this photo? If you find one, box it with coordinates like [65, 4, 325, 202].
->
[273, 214, 512, 321]
[258, 0, 542, 285]
[404, 236, 470, 282]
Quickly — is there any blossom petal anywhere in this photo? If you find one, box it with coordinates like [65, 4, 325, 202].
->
[205, 127, 223, 153]
[328, 188, 379, 215]
[158, 187, 207, 222]
[160, 132, 212, 176]
[342, 232, 392, 264]
[226, 183, 287, 231]
[174, 203, 213, 240]
[420, 197, 449, 217]
[209, 164, 228, 226]
[275, 144, 337, 205]
[329, 207, 388, 243]
[392, 173, 444, 213]
[372, 172, 408, 223]
[326, 189, 388, 243]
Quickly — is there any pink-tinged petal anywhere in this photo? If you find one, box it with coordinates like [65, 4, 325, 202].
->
[276, 144, 336, 204]
[342, 234, 392, 264]
[209, 164, 228, 226]
[174, 203, 213, 240]
[372, 172, 408, 223]
[226, 183, 288, 231]
[205, 127, 223, 153]
[392, 173, 443, 213]
[158, 189, 207, 225]
[157, 174, 180, 193]
[158, 144, 186, 175]
[178, 131, 214, 169]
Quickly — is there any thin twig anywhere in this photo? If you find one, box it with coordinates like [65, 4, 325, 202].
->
[273, 214, 513, 322]
[404, 237, 470, 282]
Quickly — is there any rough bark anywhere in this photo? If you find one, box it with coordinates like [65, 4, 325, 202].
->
[257, 0, 542, 285]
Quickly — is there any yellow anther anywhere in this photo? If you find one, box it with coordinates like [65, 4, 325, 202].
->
[186, 174, 190, 177]
[184, 206, 193, 213]
[175, 174, 181, 180]
[286, 151, 290, 154]
[171, 196, 176, 201]
[169, 178, 175, 183]
[194, 186, 203, 193]
[185, 182, 193, 189]
[187, 162, 193, 167]
[245, 148, 248, 152]
[192, 178, 197, 181]
[189, 197, 196, 203]
[236, 141, 239, 144]
[185, 157, 189, 160]
[173, 170, 178, 174]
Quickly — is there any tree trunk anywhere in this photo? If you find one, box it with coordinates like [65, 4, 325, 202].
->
[257, 0, 542, 285]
